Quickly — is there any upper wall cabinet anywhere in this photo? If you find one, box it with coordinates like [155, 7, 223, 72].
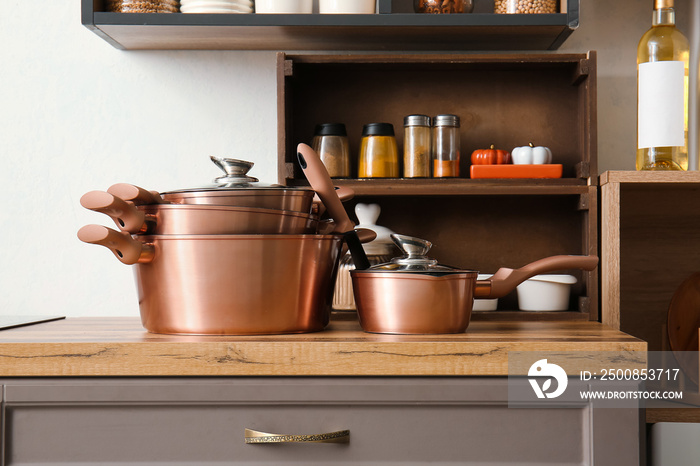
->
[82, 0, 580, 51]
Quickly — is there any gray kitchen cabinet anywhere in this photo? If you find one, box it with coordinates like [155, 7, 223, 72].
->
[0, 377, 641, 465]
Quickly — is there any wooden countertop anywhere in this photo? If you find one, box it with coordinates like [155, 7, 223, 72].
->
[0, 316, 645, 377]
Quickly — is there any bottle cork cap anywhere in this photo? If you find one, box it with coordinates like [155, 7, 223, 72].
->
[655, 0, 674, 9]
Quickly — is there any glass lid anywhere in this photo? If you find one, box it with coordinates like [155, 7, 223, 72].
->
[163, 157, 311, 194]
[365, 234, 473, 274]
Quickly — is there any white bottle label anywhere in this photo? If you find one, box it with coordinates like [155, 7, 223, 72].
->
[638, 61, 685, 149]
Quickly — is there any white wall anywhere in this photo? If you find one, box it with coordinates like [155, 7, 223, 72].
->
[0, 0, 693, 318]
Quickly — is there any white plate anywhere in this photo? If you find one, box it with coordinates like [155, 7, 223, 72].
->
[181, 6, 249, 13]
[180, 0, 252, 9]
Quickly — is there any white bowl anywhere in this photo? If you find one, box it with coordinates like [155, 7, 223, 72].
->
[255, 0, 313, 13]
[319, 0, 375, 14]
[516, 274, 577, 311]
[473, 274, 498, 311]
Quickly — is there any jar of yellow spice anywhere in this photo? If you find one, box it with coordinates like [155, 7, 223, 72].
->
[358, 123, 399, 178]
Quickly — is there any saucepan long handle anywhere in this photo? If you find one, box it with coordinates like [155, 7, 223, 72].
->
[297, 143, 370, 270]
[475, 255, 599, 299]
[78, 224, 154, 265]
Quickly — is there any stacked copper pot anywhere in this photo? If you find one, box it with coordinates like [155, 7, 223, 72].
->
[78, 157, 348, 335]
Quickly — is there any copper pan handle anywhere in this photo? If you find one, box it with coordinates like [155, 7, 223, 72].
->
[244, 428, 349, 444]
[297, 143, 370, 271]
[80, 191, 151, 234]
[297, 143, 355, 233]
[313, 185, 354, 216]
[77, 225, 154, 265]
[107, 183, 166, 205]
[475, 255, 599, 299]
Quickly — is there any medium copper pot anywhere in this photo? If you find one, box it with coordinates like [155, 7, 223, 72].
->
[78, 225, 343, 335]
[107, 157, 318, 214]
[351, 235, 599, 334]
[80, 190, 321, 235]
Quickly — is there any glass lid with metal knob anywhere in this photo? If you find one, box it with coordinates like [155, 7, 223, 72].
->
[354, 234, 477, 276]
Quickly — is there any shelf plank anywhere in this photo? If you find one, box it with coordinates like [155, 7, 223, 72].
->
[86, 12, 575, 51]
[471, 311, 590, 321]
[600, 170, 700, 186]
[288, 178, 589, 196]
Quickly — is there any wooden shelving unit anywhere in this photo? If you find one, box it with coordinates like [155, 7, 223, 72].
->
[601, 171, 700, 350]
[278, 52, 598, 321]
[81, 0, 580, 51]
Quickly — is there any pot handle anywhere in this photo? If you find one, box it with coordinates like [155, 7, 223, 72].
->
[297, 143, 370, 270]
[80, 191, 150, 234]
[475, 255, 599, 299]
[107, 183, 166, 205]
[77, 224, 154, 265]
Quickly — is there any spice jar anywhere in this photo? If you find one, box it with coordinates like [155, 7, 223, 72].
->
[494, 0, 557, 14]
[311, 123, 350, 178]
[358, 123, 399, 178]
[106, 0, 179, 12]
[414, 0, 473, 13]
[432, 114, 460, 178]
[333, 203, 398, 311]
[403, 115, 431, 178]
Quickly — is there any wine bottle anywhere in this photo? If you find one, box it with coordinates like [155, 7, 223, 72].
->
[637, 0, 690, 171]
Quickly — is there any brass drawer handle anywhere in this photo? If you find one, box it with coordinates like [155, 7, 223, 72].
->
[244, 428, 350, 444]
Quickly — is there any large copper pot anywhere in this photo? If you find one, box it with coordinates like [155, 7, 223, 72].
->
[351, 234, 599, 334]
[78, 225, 343, 335]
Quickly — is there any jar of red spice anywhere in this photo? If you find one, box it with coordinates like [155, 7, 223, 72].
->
[432, 114, 460, 178]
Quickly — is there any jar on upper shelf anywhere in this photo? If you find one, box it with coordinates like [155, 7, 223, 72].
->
[414, 0, 474, 13]
[494, 0, 557, 14]
[358, 123, 399, 178]
[432, 114, 461, 178]
[106, 0, 179, 13]
[312, 123, 350, 178]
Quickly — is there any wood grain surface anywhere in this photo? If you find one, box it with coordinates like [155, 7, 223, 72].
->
[0, 316, 644, 377]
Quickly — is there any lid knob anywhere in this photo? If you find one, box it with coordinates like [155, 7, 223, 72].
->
[391, 234, 434, 260]
[210, 156, 259, 185]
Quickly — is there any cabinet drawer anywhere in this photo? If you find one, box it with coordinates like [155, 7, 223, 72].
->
[1, 377, 638, 465]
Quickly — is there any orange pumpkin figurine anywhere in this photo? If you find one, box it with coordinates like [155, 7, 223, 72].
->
[471, 144, 512, 165]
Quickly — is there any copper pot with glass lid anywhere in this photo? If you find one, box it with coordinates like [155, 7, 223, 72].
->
[351, 234, 599, 334]
[107, 157, 318, 213]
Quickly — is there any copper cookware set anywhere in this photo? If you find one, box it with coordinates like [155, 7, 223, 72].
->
[79, 155, 356, 335]
[79, 146, 599, 336]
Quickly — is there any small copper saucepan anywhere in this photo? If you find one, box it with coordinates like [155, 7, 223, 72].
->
[351, 234, 599, 334]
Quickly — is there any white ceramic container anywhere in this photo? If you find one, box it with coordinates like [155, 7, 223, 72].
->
[516, 274, 577, 311]
[319, 0, 375, 14]
[255, 0, 313, 13]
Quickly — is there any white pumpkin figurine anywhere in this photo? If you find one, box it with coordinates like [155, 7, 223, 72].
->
[511, 143, 552, 165]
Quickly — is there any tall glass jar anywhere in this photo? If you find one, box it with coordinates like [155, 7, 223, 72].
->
[358, 123, 399, 178]
[432, 114, 460, 177]
[403, 115, 431, 178]
[311, 123, 351, 178]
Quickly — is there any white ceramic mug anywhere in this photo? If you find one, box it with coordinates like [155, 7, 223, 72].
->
[319, 0, 376, 14]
